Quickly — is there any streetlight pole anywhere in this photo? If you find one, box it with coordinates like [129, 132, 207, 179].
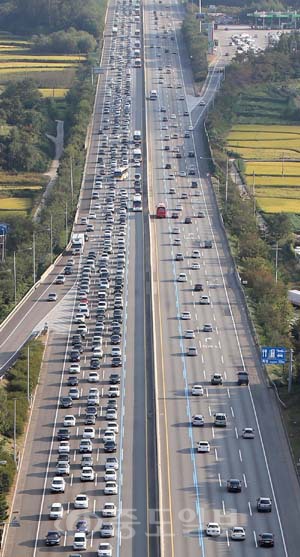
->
[27, 345, 30, 406]
[13, 398, 17, 466]
[252, 171, 256, 217]
[50, 214, 53, 264]
[199, 0, 202, 33]
[65, 202, 68, 246]
[33, 232, 36, 285]
[70, 157, 74, 204]
[225, 157, 229, 203]
[13, 251, 17, 305]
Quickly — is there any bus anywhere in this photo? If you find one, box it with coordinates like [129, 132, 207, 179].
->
[133, 194, 142, 212]
[156, 203, 167, 218]
[114, 166, 129, 180]
[133, 130, 142, 143]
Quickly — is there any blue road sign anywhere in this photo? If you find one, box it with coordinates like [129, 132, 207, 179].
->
[261, 346, 286, 365]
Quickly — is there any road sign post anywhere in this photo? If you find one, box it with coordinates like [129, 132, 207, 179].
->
[261, 346, 286, 365]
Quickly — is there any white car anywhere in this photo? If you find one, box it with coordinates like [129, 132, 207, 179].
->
[49, 502, 63, 519]
[73, 532, 87, 550]
[74, 494, 89, 509]
[80, 466, 95, 481]
[111, 347, 121, 357]
[181, 311, 191, 320]
[106, 409, 117, 420]
[185, 329, 195, 339]
[172, 227, 180, 234]
[191, 262, 200, 270]
[97, 542, 112, 557]
[82, 427, 95, 439]
[200, 295, 210, 305]
[104, 469, 117, 482]
[106, 421, 119, 433]
[108, 386, 120, 397]
[177, 273, 187, 282]
[104, 481, 118, 495]
[102, 502, 117, 517]
[230, 526, 246, 540]
[69, 363, 80, 374]
[197, 441, 210, 453]
[58, 441, 70, 454]
[51, 477, 66, 493]
[88, 371, 100, 382]
[105, 457, 119, 470]
[242, 428, 255, 439]
[191, 384, 204, 396]
[63, 415, 76, 427]
[103, 430, 116, 443]
[192, 250, 200, 258]
[206, 522, 221, 537]
[174, 238, 181, 246]
[192, 414, 205, 427]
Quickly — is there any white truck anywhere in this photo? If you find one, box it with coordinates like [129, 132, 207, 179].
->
[288, 289, 300, 307]
[71, 233, 85, 254]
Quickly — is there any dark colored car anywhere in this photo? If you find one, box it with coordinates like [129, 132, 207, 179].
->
[76, 519, 89, 534]
[111, 357, 122, 367]
[69, 350, 80, 362]
[56, 453, 70, 463]
[67, 376, 79, 386]
[45, 531, 61, 546]
[57, 428, 70, 441]
[185, 217, 192, 224]
[90, 357, 101, 370]
[73, 343, 84, 353]
[194, 283, 203, 292]
[111, 335, 121, 345]
[104, 440, 117, 453]
[110, 374, 120, 384]
[86, 406, 97, 416]
[60, 396, 73, 408]
[258, 533, 274, 547]
[85, 413, 96, 425]
[227, 479, 242, 493]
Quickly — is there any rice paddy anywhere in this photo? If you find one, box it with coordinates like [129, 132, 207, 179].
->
[227, 125, 300, 214]
[0, 197, 32, 211]
[39, 88, 69, 98]
[0, 38, 86, 84]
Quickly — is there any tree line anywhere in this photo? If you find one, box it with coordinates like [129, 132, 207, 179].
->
[0, 0, 104, 38]
[182, 6, 208, 85]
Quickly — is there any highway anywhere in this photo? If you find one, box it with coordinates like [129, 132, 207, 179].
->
[145, 1, 300, 557]
[2, 0, 155, 556]
[1, 0, 300, 556]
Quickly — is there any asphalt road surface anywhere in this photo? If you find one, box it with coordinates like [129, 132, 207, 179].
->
[145, 1, 300, 557]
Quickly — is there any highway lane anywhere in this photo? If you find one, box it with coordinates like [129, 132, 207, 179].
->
[145, 0, 300, 556]
[2, 0, 151, 556]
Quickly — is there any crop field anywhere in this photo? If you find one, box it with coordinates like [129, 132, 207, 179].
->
[0, 197, 32, 212]
[227, 125, 300, 214]
[39, 88, 69, 98]
[0, 38, 85, 85]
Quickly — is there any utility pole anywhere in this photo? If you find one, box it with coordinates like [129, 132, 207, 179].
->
[252, 171, 256, 217]
[13, 251, 17, 305]
[27, 345, 31, 406]
[199, 0, 202, 33]
[225, 157, 229, 203]
[13, 398, 17, 466]
[65, 202, 68, 246]
[271, 242, 282, 283]
[288, 348, 293, 393]
[33, 232, 36, 285]
[50, 213, 53, 264]
[70, 156, 74, 203]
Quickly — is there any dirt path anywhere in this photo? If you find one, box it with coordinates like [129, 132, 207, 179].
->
[33, 119, 64, 221]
